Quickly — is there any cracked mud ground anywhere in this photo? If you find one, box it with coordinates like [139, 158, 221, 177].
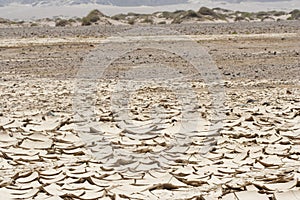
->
[0, 22, 300, 199]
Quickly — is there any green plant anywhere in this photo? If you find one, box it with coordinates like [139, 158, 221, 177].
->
[171, 17, 183, 24]
[128, 12, 141, 17]
[198, 7, 224, 20]
[81, 9, 104, 26]
[215, 13, 227, 21]
[213, 7, 231, 13]
[234, 16, 247, 22]
[161, 11, 173, 19]
[169, 10, 203, 24]
[141, 17, 153, 24]
[174, 10, 185, 14]
[88, 9, 104, 18]
[128, 18, 135, 25]
[88, 15, 100, 23]
[184, 10, 199, 18]
[256, 11, 268, 19]
[111, 14, 126, 20]
[161, 10, 186, 21]
[158, 21, 166, 24]
[30, 23, 38, 27]
[81, 17, 92, 26]
[273, 11, 286, 17]
[68, 18, 76, 23]
[198, 7, 215, 16]
[240, 12, 253, 20]
[55, 19, 69, 27]
[290, 9, 300, 20]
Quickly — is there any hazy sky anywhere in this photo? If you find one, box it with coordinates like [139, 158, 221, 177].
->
[209, 0, 292, 2]
[210, 0, 291, 2]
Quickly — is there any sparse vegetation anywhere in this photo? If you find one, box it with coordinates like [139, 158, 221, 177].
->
[81, 9, 104, 26]
[171, 10, 203, 24]
[261, 16, 275, 22]
[128, 18, 135, 25]
[198, 7, 211, 15]
[30, 22, 38, 27]
[111, 14, 127, 21]
[81, 17, 91, 26]
[0, 18, 11, 24]
[0, 7, 298, 27]
[184, 10, 199, 18]
[160, 11, 173, 19]
[198, 7, 226, 20]
[127, 12, 141, 17]
[238, 12, 254, 20]
[161, 10, 185, 20]
[55, 19, 69, 27]
[256, 11, 269, 19]
[273, 11, 286, 17]
[141, 17, 153, 24]
[68, 19, 76, 23]
[289, 9, 300, 20]
[198, 7, 216, 16]
[158, 21, 166, 24]
[235, 16, 247, 22]
[171, 18, 183, 24]
[213, 7, 231, 13]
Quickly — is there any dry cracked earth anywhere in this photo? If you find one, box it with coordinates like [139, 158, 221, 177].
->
[0, 21, 300, 200]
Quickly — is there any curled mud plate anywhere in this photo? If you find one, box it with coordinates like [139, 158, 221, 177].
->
[74, 27, 225, 172]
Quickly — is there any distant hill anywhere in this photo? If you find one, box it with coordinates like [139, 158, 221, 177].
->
[0, 0, 292, 6]
[1, 7, 299, 28]
[0, 0, 188, 7]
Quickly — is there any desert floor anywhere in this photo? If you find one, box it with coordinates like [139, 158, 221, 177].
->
[0, 21, 300, 199]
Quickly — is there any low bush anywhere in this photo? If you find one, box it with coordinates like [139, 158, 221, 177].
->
[111, 14, 126, 20]
[81, 9, 104, 26]
[198, 7, 224, 20]
[198, 7, 215, 16]
[141, 17, 153, 24]
[128, 18, 135, 25]
[290, 9, 300, 20]
[55, 19, 69, 27]
[273, 11, 286, 17]
[158, 21, 166, 24]
[30, 23, 38, 27]
[235, 16, 247, 22]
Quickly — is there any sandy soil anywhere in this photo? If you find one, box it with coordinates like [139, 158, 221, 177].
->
[0, 21, 299, 199]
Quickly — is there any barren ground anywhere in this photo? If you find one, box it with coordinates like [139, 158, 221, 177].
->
[0, 21, 299, 199]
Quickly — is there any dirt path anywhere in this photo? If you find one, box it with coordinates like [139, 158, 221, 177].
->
[0, 33, 298, 47]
